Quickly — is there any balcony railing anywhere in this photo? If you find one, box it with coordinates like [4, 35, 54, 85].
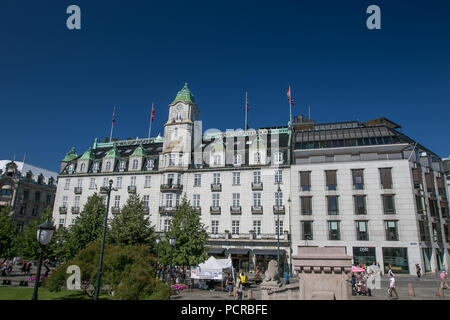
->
[273, 205, 285, 214]
[210, 206, 221, 214]
[159, 206, 179, 215]
[251, 206, 263, 214]
[230, 206, 242, 214]
[211, 183, 222, 192]
[128, 185, 137, 193]
[160, 184, 183, 192]
[251, 182, 263, 191]
[71, 207, 80, 214]
[59, 207, 67, 214]
[111, 206, 120, 214]
[143, 207, 149, 215]
[74, 187, 82, 194]
[193, 206, 202, 213]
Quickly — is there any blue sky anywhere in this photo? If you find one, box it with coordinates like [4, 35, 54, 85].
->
[0, 0, 449, 171]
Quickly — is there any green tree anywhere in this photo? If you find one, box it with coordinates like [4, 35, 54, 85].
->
[107, 194, 155, 249]
[0, 207, 18, 258]
[160, 196, 208, 268]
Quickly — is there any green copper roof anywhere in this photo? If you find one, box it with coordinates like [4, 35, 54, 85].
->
[62, 147, 78, 162]
[104, 145, 119, 159]
[171, 83, 195, 105]
[131, 143, 145, 157]
[80, 147, 94, 160]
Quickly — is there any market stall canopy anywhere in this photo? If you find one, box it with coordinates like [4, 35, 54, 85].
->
[351, 266, 366, 273]
[198, 256, 232, 272]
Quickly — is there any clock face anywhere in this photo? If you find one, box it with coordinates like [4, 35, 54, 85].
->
[176, 105, 183, 111]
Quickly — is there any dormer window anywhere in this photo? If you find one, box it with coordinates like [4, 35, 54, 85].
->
[80, 163, 85, 172]
[146, 159, 154, 170]
[254, 152, 261, 164]
[178, 153, 183, 166]
[93, 162, 100, 172]
[132, 159, 139, 170]
[234, 154, 242, 166]
[68, 164, 75, 173]
[119, 161, 126, 171]
[105, 161, 111, 171]
[176, 112, 182, 121]
[274, 152, 283, 164]
[213, 154, 222, 165]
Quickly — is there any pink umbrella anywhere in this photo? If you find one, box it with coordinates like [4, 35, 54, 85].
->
[351, 266, 366, 273]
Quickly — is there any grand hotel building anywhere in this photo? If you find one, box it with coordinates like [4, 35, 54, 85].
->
[52, 84, 449, 275]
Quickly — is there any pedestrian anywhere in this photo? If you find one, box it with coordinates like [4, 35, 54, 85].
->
[225, 273, 234, 296]
[351, 273, 356, 296]
[387, 264, 394, 277]
[21, 261, 27, 274]
[284, 270, 290, 285]
[26, 262, 32, 275]
[387, 271, 399, 299]
[416, 264, 421, 279]
[440, 269, 449, 290]
[236, 278, 243, 300]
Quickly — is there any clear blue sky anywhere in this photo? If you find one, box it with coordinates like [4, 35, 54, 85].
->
[1, 0, 449, 171]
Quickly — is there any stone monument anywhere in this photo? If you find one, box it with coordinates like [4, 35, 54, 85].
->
[260, 260, 282, 289]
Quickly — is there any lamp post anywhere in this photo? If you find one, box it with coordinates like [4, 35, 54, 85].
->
[155, 237, 161, 279]
[276, 182, 281, 279]
[94, 179, 115, 300]
[169, 237, 175, 284]
[31, 220, 55, 300]
[288, 196, 292, 277]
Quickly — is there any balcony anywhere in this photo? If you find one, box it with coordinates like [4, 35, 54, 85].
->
[251, 182, 263, 191]
[273, 205, 285, 214]
[74, 187, 82, 195]
[128, 185, 137, 193]
[230, 206, 242, 215]
[211, 183, 222, 192]
[160, 184, 183, 192]
[159, 206, 179, 215]
[59, 207, 67, 214]
[210, 206, 221, 214]
[251, 206, 263, 214]
[71, 207, 80, 214]
[193, 206, 202, 213]
[111, 206, 120, 214]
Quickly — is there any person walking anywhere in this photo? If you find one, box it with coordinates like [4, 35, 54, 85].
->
[26, 262, 32, 275]
[236, 277, 243, 300]
[387, 270, 399, 299]
[225, 273, 234, 296]
[440, 269, 449, 290]
[416, 264, 421, 279]
[284, 270, 290, 285]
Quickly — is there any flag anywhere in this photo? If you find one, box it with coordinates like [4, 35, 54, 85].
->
[287, 86, 294, 106]
[151, 103, 155, 122]
[246, 92, 249, 112]
[112, 106, 116, 125]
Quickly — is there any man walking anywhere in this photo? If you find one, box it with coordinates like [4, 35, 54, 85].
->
[416, 264, 421, 279]
[387, 269, 399, 299]
[440, 269, 449, 290]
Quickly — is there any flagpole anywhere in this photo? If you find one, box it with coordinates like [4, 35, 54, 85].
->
[148, 102, 154, 139]
[288, 86, 292, 129]
[245, 92, 248, 130]
[109, 106, 115, 142]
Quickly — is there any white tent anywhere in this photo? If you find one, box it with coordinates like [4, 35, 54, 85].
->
[191, 256, 232, 281]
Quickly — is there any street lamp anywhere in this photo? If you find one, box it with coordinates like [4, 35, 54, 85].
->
[94, 179, 115, 300]
[276, 182, 281, 279]
[169, 237, 175, 284]
[31, 220, 55, 300]
[287, 196, 292, 277]
[155, 237, 161, 279]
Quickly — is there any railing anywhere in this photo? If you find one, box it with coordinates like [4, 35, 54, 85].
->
[273, 205, 285, 214]
[71, 207, 80, 214]
[230, 206, 241, 214]
[74, 187, 82, 194]
[143, 207, 149, 214]
[251, 182, 263, 190]
[59, 207, 67, 214]
[128, 185, 137, 193]
[159, 206, 179, 214]
[111, 206, 120, 214]
[210, 206, 221, 214]
[193, 206, 202, 213]
[251, 206, 263, 214]
[160, 184, 183, 192]
[211, 183, 222, 192]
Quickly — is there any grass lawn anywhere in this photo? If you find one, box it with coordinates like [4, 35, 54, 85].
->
[0, 286, 111, 300]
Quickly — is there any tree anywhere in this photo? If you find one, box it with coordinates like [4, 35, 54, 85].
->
[61, 193, 106, 260]
[0, 207, 18, 258]
[107, 194, 155, 249]
[160, 196, 208, 268]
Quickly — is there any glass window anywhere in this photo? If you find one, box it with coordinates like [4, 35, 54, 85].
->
[275, 220, 284, 236]
[145, 176, 151, 188]
[64, 179, 70, 190]
[143, 195, 149, 208]
[193, 194, 200, 207]
[383, 195, 396, 214]
[130, 176, 136, 186]
[380, 168, 393, 189]
[385, 220, 399, 241]
[116, 177, 122, 189]
[328, 221, 340, 240]
[74, 196, 80, 208]
[105, 161, 111, 171]
[302, 221, 313, 240]
[354, 195, 366, 215]
[213, 173, 221, 184]
[327, 196, 339, 215]
[211, 220, 219, 234]
[234, 154, 241, 165]
[300, 171, 311, 191]
[253, 193, 261, 207]
[275, 170, 283, 183]
[114, 195, 120, 207]
[253, 220, 261, 235]
[301, 196, 312, 215]
[103, 178, 108, 187]
[212, 193, 220, 207]
[254, 152, 261, 164]
[352, 169, 364, 190]
[232, 220, 240, 234]
[253, 171, 261, 184]
[89, 178, 95, 189]
[325, 170, 337, 190]
[233, 172, 241, 185]
[132, 159, 139, 169]
[165, 194, 173, 207]
[275, 192, 283, 207]
[232, 193, 240, 207]
[194, 174, 202, 186]
[62, 196, 68, 208]
[356, 221, 369, 240]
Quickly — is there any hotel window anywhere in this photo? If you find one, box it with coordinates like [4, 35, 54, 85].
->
[89, 178, 95, 190]
[167, 174, 174, 185]
[233, 172, 241, 185]
[300, 171, 311, 191]
[385, 220, 399, 241]
[301, 196, 312, 215]
[68, 164, 75, 173]
[253, 192, 261, 207]
[169, 154, 175, 166]
[105, 161, 111, 171]
[165, 194, 173, 207]
[163, 219, 171, 232]
[114, 195, 120, 208]
[175, 194, 181, 207]
[93, 162, 100, 172]
[77, 178, 82, 188]
[103, 178, 108, 187]
[325, 170, 337, 190]
[145, 159, 153, 170]
[301, 221, 313, 240]
[74, 196, 80, 208]
[234, 154, 241, 165]
[275, 191, 283, 207]
[275, 220, 284, 236]
[80, 163, 85, 172]
[213, 154, 222, 165]
[144, 176, 151, 188]
[213, 173, 221, 184]
[193, 194, 200, 207]
[418, 220, 429, 241]
[356, 221, 369, 241]
[253, 171, 261, 184]
[254, 152, 261, 164]
[231, 220, 240, 234]
[194, 173, 202, 186]
[275, 170, 283, 184]
[253, 220, 261, 235]
[178, 153, 183, 166]
[212, 194, 220, 207]
[143, 195, 149, 209]
[211, 220, 219, 234]
[59, 218, 65, 226]
[130, 176, 136, 187]
[119, 161, 126, 171]
[352, 169, 364, 190]
[116, 177, 122, 189]
[382, 195, 396, 214]
[327, 196, 339, 215]
[354, 195, 366, 215]
[274, 152, 283, 164]
[232, 193, 240, 207]
[101, 195, 107, 207]
[62, 196, 68, 208]
[64, 179, 70, 190]
[328, 221, 341, 240]
[132, 159, 139, 169]
[380, 168, 393, 189]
